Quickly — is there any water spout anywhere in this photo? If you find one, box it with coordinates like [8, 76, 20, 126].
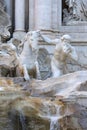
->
[50, 105, 60, 130]
[50, 116, 60, 130]
[41, 102, 61, 130]
[19, 112, 26, 130]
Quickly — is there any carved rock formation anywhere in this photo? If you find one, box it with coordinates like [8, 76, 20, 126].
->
[0, 71, 87, 129]
[0, 0, 11, 42]
[63, 0, 87, 25]
[0, 43, 18, 76]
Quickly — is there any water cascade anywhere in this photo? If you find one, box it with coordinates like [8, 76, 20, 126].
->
[41, 101, 61, 130]
[19, 112, 27, 130]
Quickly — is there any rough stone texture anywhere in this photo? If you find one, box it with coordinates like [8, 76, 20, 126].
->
[30, 71, 87, 98]
[0, 71, 87, 129]
[67, 46, 87, 73]
[1, 1, 87, 129]
[38, 48, 51, 79]
[0, 0, 11, 42]
[2, 0, 87, 76]
[0, 0, 11, 27]
[0, 40, 51, 79]
[63, 0, 87, 25]
[0, 43, 18, 76]
[39, 42, 87, 74]
[40, 33, 78, 78]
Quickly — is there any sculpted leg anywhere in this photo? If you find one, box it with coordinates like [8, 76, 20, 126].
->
[51, 60, 63, 78]
[35, 61, 41, 80]
[23, 64, 30, 81]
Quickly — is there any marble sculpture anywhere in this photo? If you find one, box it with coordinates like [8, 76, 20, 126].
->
[40, 33, 78, 77]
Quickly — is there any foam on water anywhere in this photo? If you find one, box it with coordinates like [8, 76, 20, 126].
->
[41, 102, 61, 130]
[0, 87, 4, 91]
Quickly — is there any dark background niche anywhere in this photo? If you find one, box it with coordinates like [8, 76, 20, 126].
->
[62, 0, 68, 25]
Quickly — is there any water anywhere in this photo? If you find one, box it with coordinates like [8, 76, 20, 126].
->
[50, 116, 60, 130]
[0, 86, 4, 91]
[19, 112, 27, 130]
[42, 102, 61, 130]
[50, 105, 60, 130]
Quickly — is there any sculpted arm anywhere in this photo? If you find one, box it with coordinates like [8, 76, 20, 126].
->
[68, 46, 78, 61]
[40, 33, 59, 45]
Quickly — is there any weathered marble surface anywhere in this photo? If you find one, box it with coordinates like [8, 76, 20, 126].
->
[1, 34, 87, 80]
[0, 43, 18, 76]
[0, 71, 87, 129]
[0, 33, 51, 79]
[0, 0, 11, 42]
[40, 33, 78, 78]
[63, 0, 87, 25]
[17, 30, 41, 81]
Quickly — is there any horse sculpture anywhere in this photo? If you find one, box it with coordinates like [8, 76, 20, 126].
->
[16, 30, 41, 81]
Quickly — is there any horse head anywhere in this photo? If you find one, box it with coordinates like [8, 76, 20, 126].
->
[25, 30, 40, 52]
[0, 26, 10, 40]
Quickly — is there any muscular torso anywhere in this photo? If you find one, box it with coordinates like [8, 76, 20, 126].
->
[54, 43, 68, 63]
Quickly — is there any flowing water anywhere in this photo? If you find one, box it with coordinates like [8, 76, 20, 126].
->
[19, 112, 27, 130]
[0, 86, 4, 91]
[42, 102, 61, 130]
[9, 101, 61, 130]
[50, 116, 59, 130]
[49, 105, 60, 130]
